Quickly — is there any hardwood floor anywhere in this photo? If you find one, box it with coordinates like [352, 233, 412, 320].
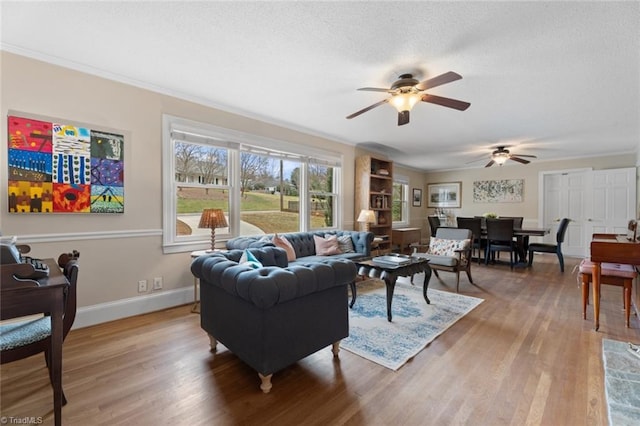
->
[2, 254, 639, 425]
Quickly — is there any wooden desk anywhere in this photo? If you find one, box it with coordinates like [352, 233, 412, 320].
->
[392, 228, 421, 254]
[0, 259, 68, 426]
[590, 234, 640, 330]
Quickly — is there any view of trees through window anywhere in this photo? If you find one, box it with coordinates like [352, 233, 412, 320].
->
[173, 141, 337, 238]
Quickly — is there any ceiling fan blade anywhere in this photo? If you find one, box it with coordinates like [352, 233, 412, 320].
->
[509, 156, 531, 164]
[485, 160, 495, 168]
[346, 98, 389, 119]
[415, 71, 462, 91]
[398, 110, 410, 126]
[357, 87, 394, 93]
[421, 94, 471, 111]
[511, 154, 537, 158]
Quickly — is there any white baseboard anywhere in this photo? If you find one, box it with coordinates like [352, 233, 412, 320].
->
[74, 287, 194, 329]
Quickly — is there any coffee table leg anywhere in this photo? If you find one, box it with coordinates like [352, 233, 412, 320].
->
[422, 265, 432, 304]
[349, 281, 357, 308]
[383, 273, 397, 322]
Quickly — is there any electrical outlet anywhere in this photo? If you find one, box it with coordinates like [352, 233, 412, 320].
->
[138, 279, 148, 293]
[153, 276, 163, 290]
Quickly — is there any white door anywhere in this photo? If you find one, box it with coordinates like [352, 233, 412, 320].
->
[587, 167, 636, 236]
[541, 167, 636, 257]
[540, 170, 589, 257]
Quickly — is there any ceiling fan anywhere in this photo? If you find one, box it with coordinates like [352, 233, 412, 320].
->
[484, 146, 537, 167]
[346, 71, 471, 126]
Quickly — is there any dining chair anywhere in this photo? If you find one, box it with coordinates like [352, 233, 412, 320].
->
[456, 216, 484, 264]
[501, 216, 524, 229]
[485, 218, 516, 268]
[527, 218, 570, 272]
[0, 250, 80, 408]
[427, 216, 440, 237]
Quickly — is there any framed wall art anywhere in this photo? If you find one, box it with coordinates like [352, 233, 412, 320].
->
[427, 182, 461, 208]
[412, 188, 422, 207]
[7, 114, 125, 214]
[473, 179, 524, 203]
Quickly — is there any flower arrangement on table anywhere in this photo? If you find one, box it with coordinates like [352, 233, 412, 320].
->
[483, 212, 498, 218]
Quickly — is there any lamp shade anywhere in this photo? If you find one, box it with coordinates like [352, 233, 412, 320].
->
[357, 209, 376, 224]
[390, 92, 421, 112]
[198, 209, 228, 229]
[493, 152, 509, 165]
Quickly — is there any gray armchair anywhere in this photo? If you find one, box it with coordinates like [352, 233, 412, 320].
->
[413, 227, 473, 292]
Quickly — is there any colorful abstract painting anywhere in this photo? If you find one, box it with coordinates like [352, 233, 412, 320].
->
[7, 115, 124, 213]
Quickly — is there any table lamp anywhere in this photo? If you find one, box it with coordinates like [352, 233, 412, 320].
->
[357, 209, 376, 232]
[198, 208, 228, 250]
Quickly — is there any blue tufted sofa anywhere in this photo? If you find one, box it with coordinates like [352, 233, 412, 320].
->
[191, 246, 357, 393]
[226, 230, 374, 263]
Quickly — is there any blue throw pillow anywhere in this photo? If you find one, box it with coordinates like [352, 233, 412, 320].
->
[240, 249, 263, 269]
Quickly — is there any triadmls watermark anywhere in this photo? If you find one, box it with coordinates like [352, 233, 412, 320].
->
[0, 416, 44, 425]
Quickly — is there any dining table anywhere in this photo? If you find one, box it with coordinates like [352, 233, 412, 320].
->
[475, 226, 550, 263]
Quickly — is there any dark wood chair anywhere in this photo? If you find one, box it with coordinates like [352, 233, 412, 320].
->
[527, 218, 570, 272]
[0, 250, 79, 409]
[485, 218, 516, 268]
[456, 216, 484, 264]
[501, 216, 524, 229]
[427, 216, 440, 237]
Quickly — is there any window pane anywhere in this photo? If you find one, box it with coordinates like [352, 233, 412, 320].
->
[239, 152, 300, 235]
[174, 141, 229, 240]
[309, 163, 337, 229]
[176, 186, 229, 238]
[392, 183, 404, 222]
[175, 142, 227, 184]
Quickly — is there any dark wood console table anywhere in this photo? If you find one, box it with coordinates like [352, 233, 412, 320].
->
[0, 259, 69, 426]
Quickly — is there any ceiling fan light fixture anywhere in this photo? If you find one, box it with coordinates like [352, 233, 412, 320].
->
[390, 92, 421, 113]
[493, 152, 509, 165]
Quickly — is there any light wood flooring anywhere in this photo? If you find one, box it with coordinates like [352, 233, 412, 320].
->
[2, 254, 640, 425]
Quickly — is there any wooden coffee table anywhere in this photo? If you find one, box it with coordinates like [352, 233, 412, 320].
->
[351, 256, 432, 322]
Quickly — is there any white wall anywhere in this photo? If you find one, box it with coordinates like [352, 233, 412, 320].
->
[0, 52, 357, 327]
[2, 51, 636, 327]
[423, 154, 636, 232]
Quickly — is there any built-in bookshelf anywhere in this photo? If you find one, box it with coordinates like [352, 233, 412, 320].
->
[355, 155, 394, 254]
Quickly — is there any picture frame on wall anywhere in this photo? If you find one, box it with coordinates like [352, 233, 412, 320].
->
[427, 182, 461, 208]
[412, 188, 422, 207]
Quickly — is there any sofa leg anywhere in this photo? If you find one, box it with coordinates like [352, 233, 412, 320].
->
[259, 373, 273, 393]
[208, 334, 217, 351]
[332, 341, 341, 357]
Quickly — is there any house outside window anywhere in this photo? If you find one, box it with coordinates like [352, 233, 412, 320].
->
[162, 115, 342, 253]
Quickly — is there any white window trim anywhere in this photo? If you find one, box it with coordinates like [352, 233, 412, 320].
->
[162, 114, 343, 253]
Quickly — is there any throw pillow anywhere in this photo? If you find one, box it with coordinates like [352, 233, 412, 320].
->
[326, 234, 355, 253]
[239, 249, 263, 269]
[429, 237, 471, 261]
[272, 234, 296, 261]
[314, 235, 342, 256]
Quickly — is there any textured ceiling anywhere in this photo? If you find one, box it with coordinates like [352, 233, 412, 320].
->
[1, 1, 639, 171]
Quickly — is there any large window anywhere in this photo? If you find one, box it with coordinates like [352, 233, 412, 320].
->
[393, 175, 409, 227]
[162, 115, 342, 253]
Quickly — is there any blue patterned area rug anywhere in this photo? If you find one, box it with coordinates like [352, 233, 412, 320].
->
[602, 339, 640, 425]
[342, 279, 483, 370]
